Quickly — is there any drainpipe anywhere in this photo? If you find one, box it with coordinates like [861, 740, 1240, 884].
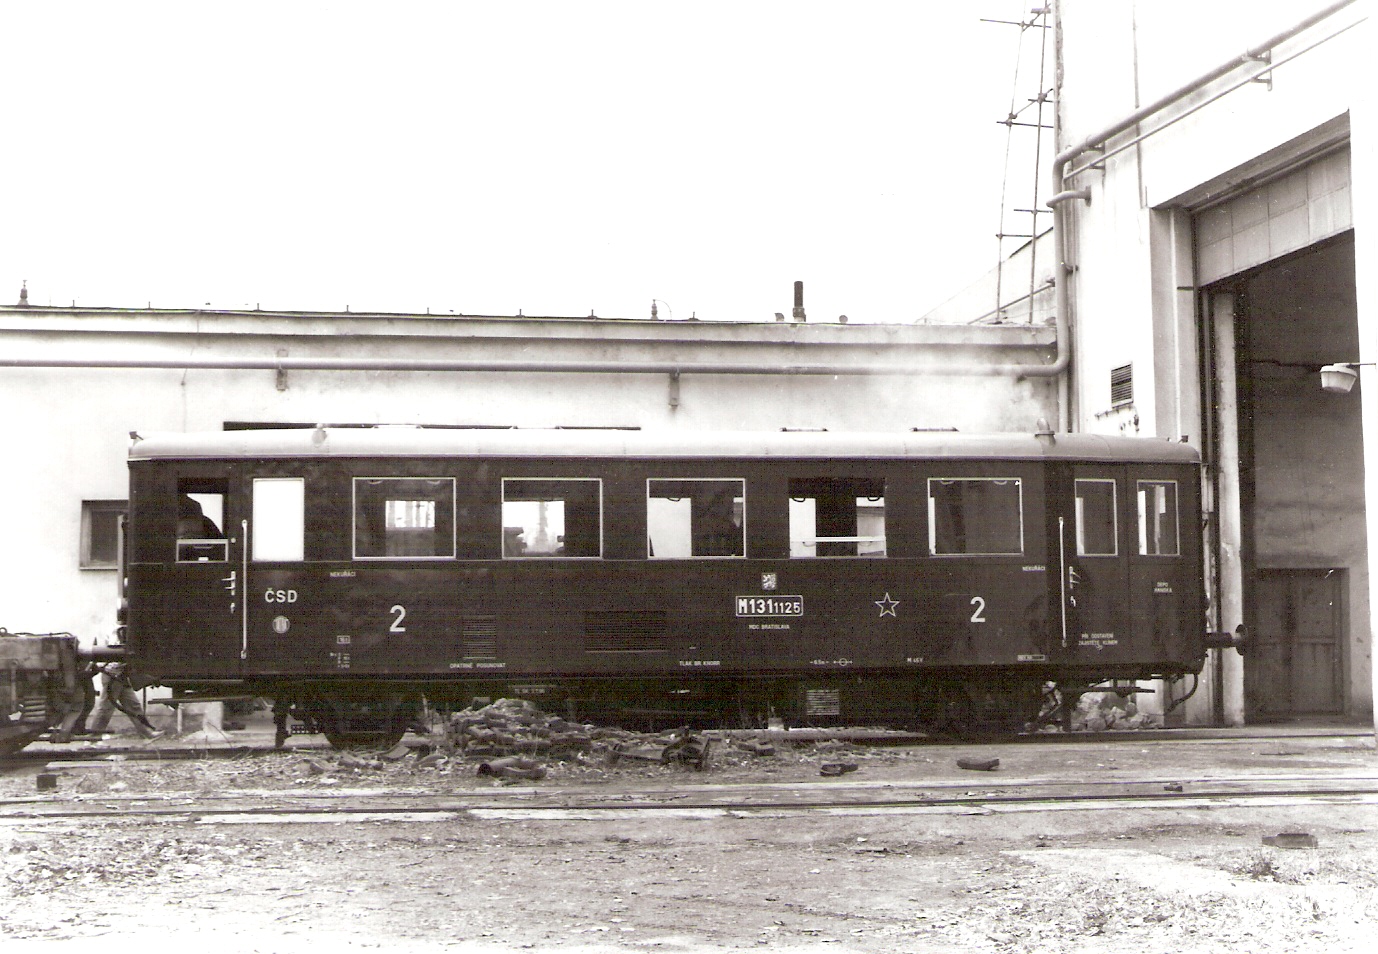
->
[1, 349, 1067, 416]
[0, 352, 1050, 377]
[1054, 0, 1357, 186]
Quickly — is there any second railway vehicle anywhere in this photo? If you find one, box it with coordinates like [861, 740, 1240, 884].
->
[122, 425, 1208, 747]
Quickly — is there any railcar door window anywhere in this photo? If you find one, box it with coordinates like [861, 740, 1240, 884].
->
[176, 478, 227, 563]
[1074, 479, 1118, 556]
[928, 477, 1023, 556]
[354, 478, 455, 559]
[647, 478, 745, 558]
[1136, 480, 1179, 556]
[252, 477, 305, 562]
[501, 478, 602, 558]
[788, 477, 886, 557]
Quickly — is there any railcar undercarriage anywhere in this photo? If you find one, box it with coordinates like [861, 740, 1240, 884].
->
[209, 668, 1199, 750]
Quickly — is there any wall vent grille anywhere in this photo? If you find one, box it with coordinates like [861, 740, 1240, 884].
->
[1110, 364, 1134, 406]
[584, 611, 670, 654]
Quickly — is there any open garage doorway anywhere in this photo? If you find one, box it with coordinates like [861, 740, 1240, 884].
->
[1207, 232, 1365, 721]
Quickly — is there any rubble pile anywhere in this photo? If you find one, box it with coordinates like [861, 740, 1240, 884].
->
[81, 699, 859, 790]
[444, 698, 600, 758]
[278, 698, 728, 782]
[428, 698, 726, 778]
[1068, 694, 1159, 732]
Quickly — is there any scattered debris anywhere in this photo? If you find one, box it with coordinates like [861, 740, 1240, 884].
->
[610, 729, 712, 771]
[477, 756, 548, 781]
[957, 757, 1000, 772]
[338, 752, 382, 771]
[381, 741, 412, 762]
[736, 738, 777, 757]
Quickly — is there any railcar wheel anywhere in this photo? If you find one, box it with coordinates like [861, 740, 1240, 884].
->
[915, 679, 1043, 738]
[304, 692, 421, 750]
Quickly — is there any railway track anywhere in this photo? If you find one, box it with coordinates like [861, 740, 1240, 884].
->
[4, 773, 1378, 827]
[5, 719, 1368, 770]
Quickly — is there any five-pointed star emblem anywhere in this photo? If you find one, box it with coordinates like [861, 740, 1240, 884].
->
[874, 592, 900, 618]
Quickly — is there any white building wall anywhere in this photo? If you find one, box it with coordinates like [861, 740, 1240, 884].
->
[1, 307, 1057, 648]
[1054, 0, 1371, 724]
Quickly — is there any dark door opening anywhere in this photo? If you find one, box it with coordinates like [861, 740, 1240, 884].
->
[1245, 568, 1344, 719]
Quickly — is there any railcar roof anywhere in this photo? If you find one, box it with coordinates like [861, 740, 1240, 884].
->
[129, 427, 1200, 464]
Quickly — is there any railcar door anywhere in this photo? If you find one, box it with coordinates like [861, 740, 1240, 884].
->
[1047, 465, 1132, 661]
[1125, 467, 1200, 666]
[1049, 463, 1199, 666]
[241, 476, 307, 673]
[130, 474, 242, 678]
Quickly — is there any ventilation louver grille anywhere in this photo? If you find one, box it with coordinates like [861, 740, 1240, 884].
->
[805, 688, 842, 717]
[1110, 364, 1134, 406]
[461, 616, 498, 660]
[584, 611, 670, 654]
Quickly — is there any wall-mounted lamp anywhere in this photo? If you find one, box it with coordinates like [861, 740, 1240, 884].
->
[1319, 362, 1375, 394]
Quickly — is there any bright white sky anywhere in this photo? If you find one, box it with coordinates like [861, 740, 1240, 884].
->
[2, 2, 1051, 324]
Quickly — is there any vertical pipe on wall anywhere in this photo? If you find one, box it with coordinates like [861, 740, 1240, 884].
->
[1211, 291, 1247, 726]
[1350, 79, 1378, 736]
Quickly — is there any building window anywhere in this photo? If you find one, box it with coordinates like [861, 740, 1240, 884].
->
[647, 478, 745, 558]
[928, 477, 1024, 556]
[788, 477, 886, 557]
[1074, 479, 1118, 556]
[354, 478, 455, 559]
[1137, 480, 1179, 556]
[81, 500, 126, 569]
[501, 478, 602, 558]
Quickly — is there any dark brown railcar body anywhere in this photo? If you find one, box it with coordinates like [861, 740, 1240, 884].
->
[124, 427, 1205, 742]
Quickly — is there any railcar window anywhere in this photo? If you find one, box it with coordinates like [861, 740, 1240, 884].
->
[647, 478, 745, 558]
[176, 478, 227, 563]
[928, 478, 1023, 556]
[1074, 479, 1118, 556]
[501, 478, 602, 558]
[253, 478, 305, 562]
[1137, 480, 1179, 556]
[354, 478, 455, 559]
[788, 478, 885, 557]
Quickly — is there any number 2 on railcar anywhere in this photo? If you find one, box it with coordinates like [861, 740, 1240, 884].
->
[120, 427, 1207, 747]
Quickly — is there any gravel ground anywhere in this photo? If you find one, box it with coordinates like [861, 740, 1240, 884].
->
[2, 720, 1376, 953]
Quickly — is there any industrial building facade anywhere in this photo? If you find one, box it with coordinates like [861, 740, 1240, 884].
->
[3, 0, 1372, 732]
[1046, 0, 1373, 725]
[0, 306, 1056, 650]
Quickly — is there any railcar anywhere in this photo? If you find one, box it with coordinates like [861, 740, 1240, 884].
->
[121, 425, 1208, 747]
[0, 632, 86, 756]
